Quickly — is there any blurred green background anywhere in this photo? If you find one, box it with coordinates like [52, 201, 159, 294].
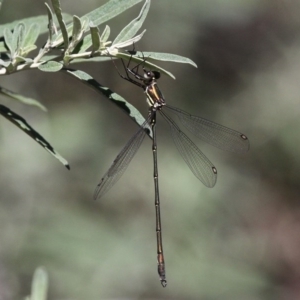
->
[1, 0, 300, 299]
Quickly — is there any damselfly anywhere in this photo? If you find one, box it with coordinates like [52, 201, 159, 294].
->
[94, 53, 250, 287]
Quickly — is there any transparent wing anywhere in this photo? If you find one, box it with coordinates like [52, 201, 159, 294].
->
[160, 110, 217, 188]
[165, 105, 250, 153]
[0, 104, 70, 169]
[94, 118, 151, 200]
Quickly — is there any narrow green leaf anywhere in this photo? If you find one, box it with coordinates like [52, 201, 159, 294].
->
[100, 25, 110, 43]
[45, 2, 57, 45]
[80, 16, 90, 31]
[0, 59, 11, 67]
[22, 23, 40, 49]
[14, 55, 32, 64]
[71, 56, 113, 63]
[71, 16, 83, 46]
[31, 267, 48, 300]
[14, 23, 25, 54]
[38, 61, 63, 72]
[72, 0, 142, 53]
[82, 0, 143, 27]
[40, 54, 60, 62]
[22, 44, 37, 53]
[51, 0, 69, 49]
[51, 0, 142, 46]
[0, 104, 70, 169]
[113, 0, 150, 45]
[0, 14, 72, 38]
[3, 27, 14, 55]
[45, 2, 56, 44]
[89, 23, 101, 53]
[136, 51, 198, 68]
[66, 16, 83, 54]
[0, 86, 47, 111]
[63, 68, 152, 138]
[0, 41, 6, 52]
[112, 29, 146, 50]
[116, 52, 176, 79]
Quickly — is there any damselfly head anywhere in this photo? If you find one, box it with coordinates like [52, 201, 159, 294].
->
[143, 68, 161, 81]
[126, 49, 137, 55]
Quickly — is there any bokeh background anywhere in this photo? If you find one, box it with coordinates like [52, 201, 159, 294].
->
[1, 0, 300, 299]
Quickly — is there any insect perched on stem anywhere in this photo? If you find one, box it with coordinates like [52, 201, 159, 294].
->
[94, 50, 250, 287]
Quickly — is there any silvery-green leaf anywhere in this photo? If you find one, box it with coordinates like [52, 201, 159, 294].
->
[0, 86, 47, 111]
[113, 0, 150, 45]
[89, 23, 100, 53]
[0, 15, 72, 38]
[116, 52, 175, 79]
[70, 16, 83, 48]
[40, 55, 60, 62]
[82, 0, 143, 27]
[71, 56, 113, 63]
[0, 104, 70, 169]
[72, 16, 82, 40]
[136, 51, 198, 68]
[30, 267, 48, 300]
[51, 0, 69, 48]
[14, 55, 32, 64]
[14, 23, 25, 53]
[45, 2, 56, 42]
[22, 45, 37, 53]
[65, 1, 146, 52]
[38, 61, 63, 72]
[22, 23, 40, 49]
[0, 41, 6, 52]
[100, 25, 110, 43]
[64, 68, 152, 138]
[111, 30, 146, 50]
[3, 27, 14, 55]
[0, 59, 10, 67]
[80, 16, 90, 31]
[54, 0, 143, 49]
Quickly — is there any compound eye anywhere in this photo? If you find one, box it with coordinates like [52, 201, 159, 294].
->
[153, 71, 161, 79]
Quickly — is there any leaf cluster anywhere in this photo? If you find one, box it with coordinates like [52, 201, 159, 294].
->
[0, 0, 196, 170]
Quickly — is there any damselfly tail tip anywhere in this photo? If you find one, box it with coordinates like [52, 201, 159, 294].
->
[161, 279, 167, 288]
[65, 164, 70, 170]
